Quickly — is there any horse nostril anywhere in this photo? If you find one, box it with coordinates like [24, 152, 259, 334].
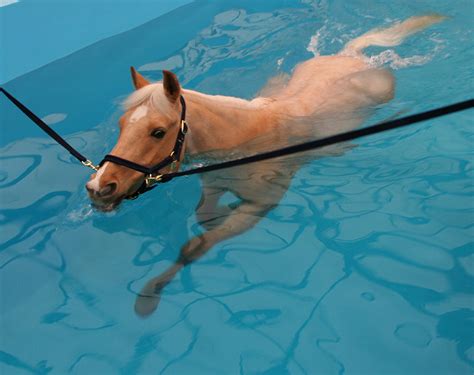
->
[86, 182, 96, 195]
[98, 182, 117, 197]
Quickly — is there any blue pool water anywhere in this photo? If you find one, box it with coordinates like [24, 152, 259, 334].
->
[1, 0, 473, 374]
[0, 0, 192, 82]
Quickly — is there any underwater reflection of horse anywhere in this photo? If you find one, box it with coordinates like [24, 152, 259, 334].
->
[84, 15, 444, 316]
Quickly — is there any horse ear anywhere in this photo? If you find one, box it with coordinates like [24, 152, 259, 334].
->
[162, 70, 181, 102]
[130, 67, 150, 90]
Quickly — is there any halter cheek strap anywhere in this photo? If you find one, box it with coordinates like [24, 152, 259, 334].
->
[100, 95, 188, 198]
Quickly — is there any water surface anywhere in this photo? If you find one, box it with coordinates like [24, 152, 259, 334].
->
[1, 0, 473, 374]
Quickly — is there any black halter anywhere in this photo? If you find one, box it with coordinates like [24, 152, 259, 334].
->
[100, 95, 188, 199]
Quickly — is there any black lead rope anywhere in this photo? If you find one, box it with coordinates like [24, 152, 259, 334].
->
[166, 98, 474, 180]
[0, 87, 93, 168]
[1, 86, 473, 197]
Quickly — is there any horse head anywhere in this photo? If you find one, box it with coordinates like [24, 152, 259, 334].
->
[86, 68, 186, 211]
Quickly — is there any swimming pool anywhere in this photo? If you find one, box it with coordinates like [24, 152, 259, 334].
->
[1, 0, 473, 374]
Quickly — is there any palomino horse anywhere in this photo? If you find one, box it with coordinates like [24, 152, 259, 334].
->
[85, 15, 443, 316]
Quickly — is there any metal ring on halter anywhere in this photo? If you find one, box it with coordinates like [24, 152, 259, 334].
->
[81, 160, 99, 171]
[145, 174, 163, 187]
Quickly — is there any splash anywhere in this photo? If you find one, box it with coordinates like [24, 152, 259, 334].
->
[306, 21, 347, 57]
[307, 21, 445, 70]
[66, 205, 95, 222]
[366, 49, 432, 69]
[306, 30, 322, 56]
[365, 36, 445, 69]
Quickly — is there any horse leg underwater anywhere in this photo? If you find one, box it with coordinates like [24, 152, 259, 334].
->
[134, 160, 294, 316]
[131, 15, 444, 317]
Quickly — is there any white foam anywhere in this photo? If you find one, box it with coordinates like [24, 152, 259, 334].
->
[67, 206, 94, 222]
[306, 30, 321, 56]
[365, 48, 438, 70]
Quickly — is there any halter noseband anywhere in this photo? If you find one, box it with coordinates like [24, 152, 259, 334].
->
[100, 95, 188, 199]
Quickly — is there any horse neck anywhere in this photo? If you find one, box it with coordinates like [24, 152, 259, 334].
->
[182, 89, 275, 154]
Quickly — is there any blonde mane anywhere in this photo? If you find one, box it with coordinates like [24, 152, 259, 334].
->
[122, 83, 173, 114]
[123, 81, 268, 117]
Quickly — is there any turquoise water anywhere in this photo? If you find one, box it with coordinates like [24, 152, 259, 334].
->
[0, 0, 192, 82]
[1, 0, 473, 374]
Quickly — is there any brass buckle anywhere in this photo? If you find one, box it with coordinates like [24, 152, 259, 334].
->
[145, 174, 163, 187]
[81, 160, 98, 171]
[181, 120, 187, 132]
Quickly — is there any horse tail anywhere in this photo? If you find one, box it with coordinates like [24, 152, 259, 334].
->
[342, 14, 445, 55]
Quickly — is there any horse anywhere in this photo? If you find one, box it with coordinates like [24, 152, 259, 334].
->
[85, 15, 443, 316]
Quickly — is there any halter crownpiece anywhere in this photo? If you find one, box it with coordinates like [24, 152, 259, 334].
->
[100, 95, 188, 199]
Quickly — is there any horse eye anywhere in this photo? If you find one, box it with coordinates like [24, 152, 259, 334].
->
[151, 128, 166, 139]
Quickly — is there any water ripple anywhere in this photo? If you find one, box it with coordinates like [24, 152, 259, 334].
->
[1, 0, 473, 374]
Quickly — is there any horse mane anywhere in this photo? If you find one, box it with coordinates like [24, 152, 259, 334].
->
[122, 83, 172, 114]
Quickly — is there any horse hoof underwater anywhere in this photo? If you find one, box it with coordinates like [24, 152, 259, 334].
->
[85, 15, 444, 316]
